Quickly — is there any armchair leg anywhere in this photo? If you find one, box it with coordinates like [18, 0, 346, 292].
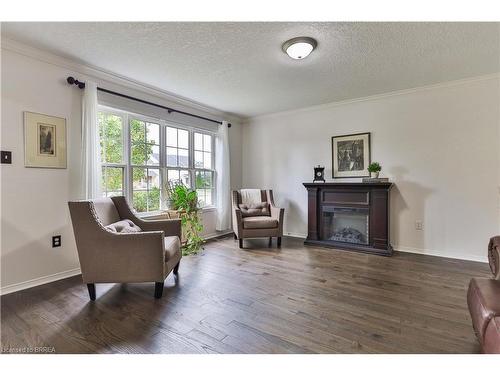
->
[87, 283, 96, 301]
[239, 239, 243, 249]
[173, 261, 180, 275]
[234, 233, 237, 240]
[154, 282, 164, 299]
[269, 237, 272, 247]
[277, 237, 282, 247]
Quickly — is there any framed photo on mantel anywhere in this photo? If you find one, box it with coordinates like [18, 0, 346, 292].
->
[332, 132, 370, 178]
[24, 111, 67, 169]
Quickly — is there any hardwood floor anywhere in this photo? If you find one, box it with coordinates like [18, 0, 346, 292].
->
[0, 236, 490, 354]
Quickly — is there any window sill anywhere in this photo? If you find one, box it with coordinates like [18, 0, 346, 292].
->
[137, 206, 217, 219]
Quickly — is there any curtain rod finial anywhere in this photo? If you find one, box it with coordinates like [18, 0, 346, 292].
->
[67, 76, 85, 89]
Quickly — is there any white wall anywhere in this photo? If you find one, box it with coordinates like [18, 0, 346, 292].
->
[0, 44, 242, 294]
[242, 76, 500, 262]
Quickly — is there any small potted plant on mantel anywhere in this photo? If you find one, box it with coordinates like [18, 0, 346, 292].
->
[367, 162, 382, 178]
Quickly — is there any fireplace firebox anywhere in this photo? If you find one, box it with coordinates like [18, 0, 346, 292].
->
[303, 182, 393, 256]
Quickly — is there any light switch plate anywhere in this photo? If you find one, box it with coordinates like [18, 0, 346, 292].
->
[1, 151, 12, 164]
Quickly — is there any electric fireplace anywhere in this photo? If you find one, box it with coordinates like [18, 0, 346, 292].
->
[303, 182, 393, 256]
[322, 206, 369, 245]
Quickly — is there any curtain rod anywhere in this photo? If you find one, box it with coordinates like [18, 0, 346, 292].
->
[66, 77, 231, 128]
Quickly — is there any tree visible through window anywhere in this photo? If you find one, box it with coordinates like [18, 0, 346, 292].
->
[98, 108, 216, 212]
[99, 113, 124, 197]
[130, 119, 160, 212]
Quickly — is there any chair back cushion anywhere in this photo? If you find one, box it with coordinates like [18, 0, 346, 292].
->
[92, 198, 121, 226]
[233, 190, 267, 205]
[105, 219, 142, 233]
[238, 202, 270, 217]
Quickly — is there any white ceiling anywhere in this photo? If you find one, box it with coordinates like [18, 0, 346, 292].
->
[2, 22, 499, 118]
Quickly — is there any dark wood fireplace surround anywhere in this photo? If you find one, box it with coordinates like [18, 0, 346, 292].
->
[303, 182, 393, 256]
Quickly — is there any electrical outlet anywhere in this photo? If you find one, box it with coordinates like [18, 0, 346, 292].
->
[52, 235, 61, 248]
[415, 220, 423, 231]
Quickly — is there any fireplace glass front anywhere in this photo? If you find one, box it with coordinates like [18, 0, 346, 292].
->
[322, 207, 369, 245]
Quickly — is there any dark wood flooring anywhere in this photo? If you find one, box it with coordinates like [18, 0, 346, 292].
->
[0, 236, 490, 353]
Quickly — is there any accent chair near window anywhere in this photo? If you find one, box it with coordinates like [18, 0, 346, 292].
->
[68, 196, 182, 300]
[231, 189, 284, 248]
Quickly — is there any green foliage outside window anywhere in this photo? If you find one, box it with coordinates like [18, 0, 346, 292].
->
[100, 114, 159, 211]
[132, 186, 160, 212]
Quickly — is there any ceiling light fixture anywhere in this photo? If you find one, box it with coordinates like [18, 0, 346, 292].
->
[282, 37, 317, 60]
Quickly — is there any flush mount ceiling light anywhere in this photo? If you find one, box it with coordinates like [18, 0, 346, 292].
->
[282, 37, 317, 60]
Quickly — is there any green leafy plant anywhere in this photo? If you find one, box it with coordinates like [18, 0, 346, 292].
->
[367, 162, 382, 173]
[167, 181, 204, 255]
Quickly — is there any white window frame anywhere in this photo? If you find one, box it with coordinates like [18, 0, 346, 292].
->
[193, 130, 216, 208]
[98, 105, 217, 214]
[99, 110, 128, 198]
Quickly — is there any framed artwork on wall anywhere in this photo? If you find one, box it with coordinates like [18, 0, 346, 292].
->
[332, 132, 370, 178]
[24, 111, 67, 168]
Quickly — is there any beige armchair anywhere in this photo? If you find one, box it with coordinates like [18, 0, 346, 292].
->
[232, 189, 284, 249]
[68, 196, 182, 300]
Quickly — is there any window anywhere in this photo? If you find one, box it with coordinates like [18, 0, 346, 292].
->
[194, 132, 214, 207]
[99, 113, 125, 197]
[98, 107, 216, 212]
[130, 119, 161, 212]
[166, 126, 191, 188]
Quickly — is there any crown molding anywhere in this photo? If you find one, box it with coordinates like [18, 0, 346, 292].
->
[245, 72, 500, 124]
[1, 37, 243, 124]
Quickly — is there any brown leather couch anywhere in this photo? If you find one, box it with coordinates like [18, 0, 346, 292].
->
[68, 196, 182, 300]
[467, 236, 500, 353]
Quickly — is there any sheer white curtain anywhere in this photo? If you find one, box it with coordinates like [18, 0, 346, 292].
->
[80, 81, 102, 199]
[215, 121, 231, 231]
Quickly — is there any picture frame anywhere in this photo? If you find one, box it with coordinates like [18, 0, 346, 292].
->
[332, 132, 371, 178]
[24, 111, 67, 168]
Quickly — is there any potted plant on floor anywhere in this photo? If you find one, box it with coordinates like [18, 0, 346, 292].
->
[166, 181, 204, 255]
[367, 162, 382, 178]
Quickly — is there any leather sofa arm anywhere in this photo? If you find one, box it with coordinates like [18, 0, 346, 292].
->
[489, 236, 500, 280]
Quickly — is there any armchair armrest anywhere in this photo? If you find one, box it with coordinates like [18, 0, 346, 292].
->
[111, 196, 181, 238]
[270, 205, 284, 220]
[232, 206, 243, 237]
[81, 227, 166, 283]
[270, 203, 284, 236]
[135, 218, 181, 238]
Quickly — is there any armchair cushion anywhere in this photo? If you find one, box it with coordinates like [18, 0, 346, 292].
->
[105, 219, 142, 233]
[242, 216, 278, 229]
[239, 202, 270, 217]
[164, 236, 181, 261]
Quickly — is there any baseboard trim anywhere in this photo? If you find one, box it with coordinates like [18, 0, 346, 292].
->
[204, 230, 233, 240]
[284, 233, 488, 263]
[0, 267, 82, 296]
[394, 245, 487, 264]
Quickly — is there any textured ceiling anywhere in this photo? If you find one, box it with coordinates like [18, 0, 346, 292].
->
[2, 22, 499, 118]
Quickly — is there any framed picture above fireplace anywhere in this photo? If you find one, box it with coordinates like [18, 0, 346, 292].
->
[332, 132, 370, 178]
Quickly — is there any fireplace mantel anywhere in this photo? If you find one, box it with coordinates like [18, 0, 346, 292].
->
[303, 182, 393, 256]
